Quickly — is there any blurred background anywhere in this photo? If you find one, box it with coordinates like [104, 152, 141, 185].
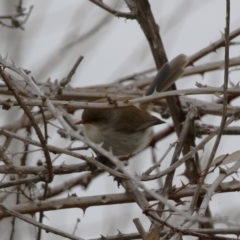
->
[1, 1, 240, 239]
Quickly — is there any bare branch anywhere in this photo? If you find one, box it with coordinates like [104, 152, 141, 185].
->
[60, 55, 84, 87]
[188, 27, 240, 64]
[0, 68, 53, 183]
[0, 204, 83, 240]
[89, 0, 135, 19]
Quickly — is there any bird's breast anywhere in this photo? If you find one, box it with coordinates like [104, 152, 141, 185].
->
[83, 123, 103, 144]
[83, 123, 153, 156]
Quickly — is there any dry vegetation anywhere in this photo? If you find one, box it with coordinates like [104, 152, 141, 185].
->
[1, 1, 240, 240]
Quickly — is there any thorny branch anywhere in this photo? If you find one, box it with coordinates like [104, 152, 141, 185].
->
[0, 68, 53, 183]
[1, 1, 240, 240]
[0, 3, 33, 30]
[0, 204, 83, 240]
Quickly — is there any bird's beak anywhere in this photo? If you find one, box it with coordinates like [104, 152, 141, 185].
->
[74, 120, 84, 125]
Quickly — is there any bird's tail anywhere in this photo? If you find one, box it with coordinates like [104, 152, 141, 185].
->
[145, 54, 188, 96]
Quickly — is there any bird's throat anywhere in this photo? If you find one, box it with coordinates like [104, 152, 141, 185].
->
[83, 123, 102, 144]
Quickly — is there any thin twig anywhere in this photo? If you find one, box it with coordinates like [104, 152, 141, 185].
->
[165, 105, 198, 192]
[141, 113, 237, 181]
[89, 0, 135, 19]
[133, 218, 147, 240]
[143, 142, 176, 175]
[0, 180, 239, 219]
[0, 5, 33, 30]
[204, 0, 230, 168]
[188, 26, 240, 64]
[0, 176, 43, 189]
[197, 0, 231, 219]
[0, 129, 129, 180]
[148, 105, 198, 229]
[195, 124, 240, 135]
[0, 204, 83, 240]
[60, 55, 84, 87]
[0, 68, 53, 183]
[0, 146, 13, 165]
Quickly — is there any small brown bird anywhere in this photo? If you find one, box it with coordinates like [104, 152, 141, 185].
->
[75, 55, 188, 157]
